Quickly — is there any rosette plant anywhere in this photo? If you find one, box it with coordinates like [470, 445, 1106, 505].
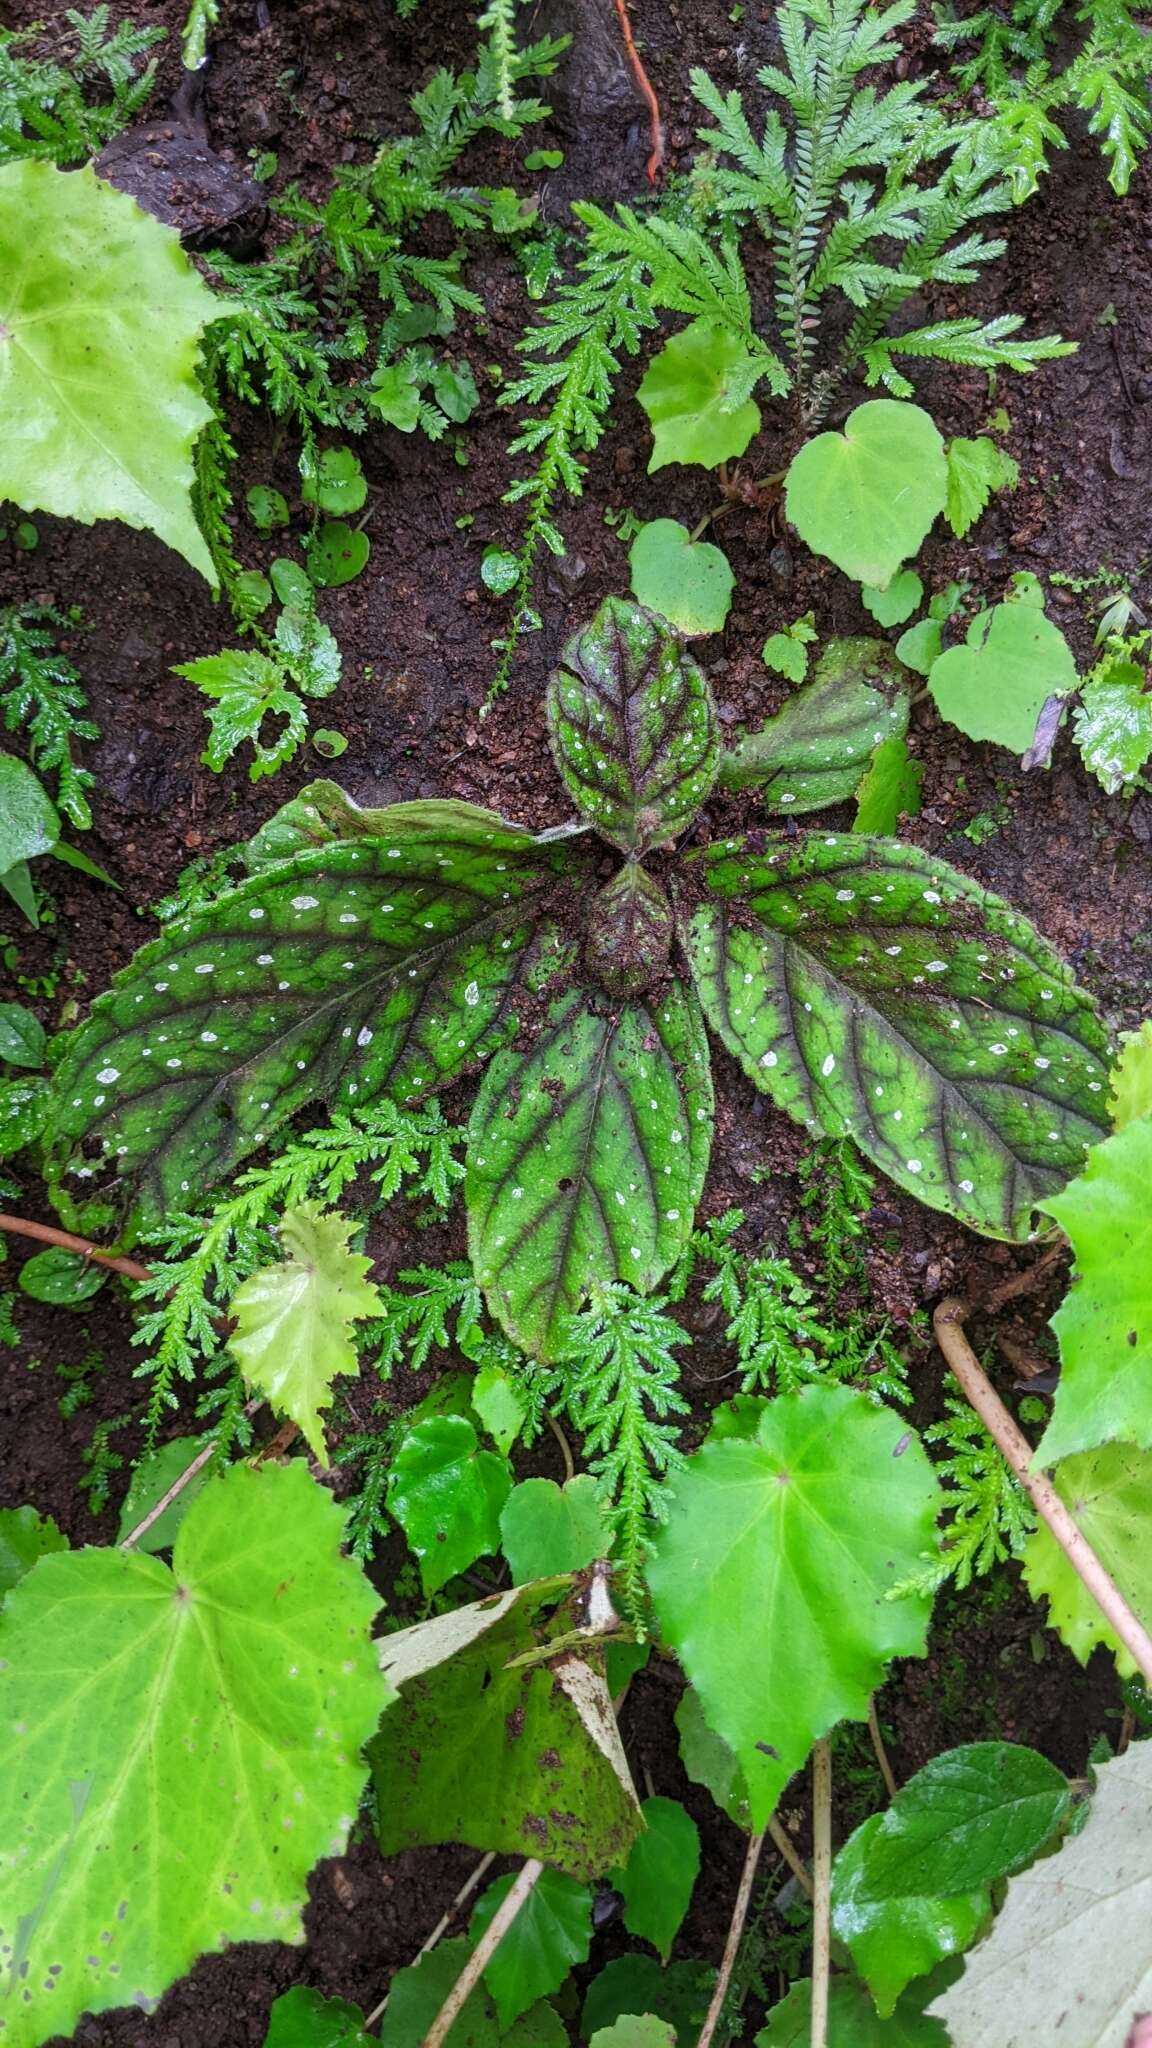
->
[50, 599, 1111, 1357]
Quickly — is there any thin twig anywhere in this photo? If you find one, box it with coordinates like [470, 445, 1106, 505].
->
[120, 1396, 263, 1551]
[696, 1828, 766, 2048]
[978, 1238, 1068, 1314]
[418, 1859, 544, 2048]
[363, 1853, 497, 2031]
[0, 1210, 152, 1282]
[934, 1299, 1152, 1686]
[810, 1739, 833, 2048]
[867, 1696, 898, 1801]
[612, 0, 664, 182]
[546, 1410, 575, 1484]
[766, 1814, 813, 1899]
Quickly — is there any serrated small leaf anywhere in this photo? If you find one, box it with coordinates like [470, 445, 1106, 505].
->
[117, 1436, 211, 1553]
[944, 438, 1018, 539]
[174, 649, 308, 781]
[612, 1796, 700, 1961]
[499, 1475, 610, 1584]
[471, 1868, 593, 2029]
[1023, 1443, 1152, 1675]
[629, 519, 734, 637]
[853, 735, 924, 835]
[18, 1245, 106, 1306]
[546, 597, 719, 852]
[720, 639, 909, 810]
[647, 1386, 940, 1827]
[784, 402, 947, 588]
[370, 1582, 642, 1877]
[466, 984, 713, 1359]
[637, 319, 762, 472]
[1110, 1019, 1152, 1130]
[1037, 1117, 1152, 1464]
[0, 1506, 67, 1602]
[388, 1415, 511, 1595]
[0, 1003, 45, 1069]
[761, 632, 809, 685]
[0, 1463, 385, 2048]
[856, 1743, 1069, 1900]
[229, 1202, 383, 1461]
[759, 1975, 948, 2045]
[684, 832, 1110, 1239]
[472, 1361, 528, 1455]
[832, 1813, 989, 2017]
[49, 802, 584, 1224]
[590, 2023, 677, 2048]
[928, 600, 1077, 754]
[0, 161, 224, 582]
[1073, 658, 1152, 794]
[263, 1986, 372, 2047]
[862, 570, 923, 627]
[582, 1958, 714, 2046]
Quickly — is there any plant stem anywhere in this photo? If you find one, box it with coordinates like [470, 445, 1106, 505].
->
[546, 1410, 575, 1484]
[363, 1852, 497, 2031]
[934, 1298, 1152, 1687]
[0, 1210, 151, 1281]
[767, 1814, 813, 1898]
[120, 1395, 264, 1551]
[810, 1738, 833, 2048]
[867, 1696, 898, 1800]
[419, 1858, 544, 2048]
[612, 0, 664, 184]
[695, 1828, 766, 2048]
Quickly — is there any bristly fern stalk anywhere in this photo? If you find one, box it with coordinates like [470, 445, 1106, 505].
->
[0, 603, 98, 829]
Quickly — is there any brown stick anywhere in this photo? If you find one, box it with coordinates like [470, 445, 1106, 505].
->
[612, 0, 664, 183]
[809, 1739, 833, 2048]
[419, 1859, 544, 2048]
[695, 1827, 766, 2048]
[0, 1210, 152, 1282]
[934, 1298, 1152, 1686]
[867, 1695, 898, 1801]
[362, 1852, 497, 2031]
[120, 1395, 264, 1551]
[767, 1815, 813, 1899]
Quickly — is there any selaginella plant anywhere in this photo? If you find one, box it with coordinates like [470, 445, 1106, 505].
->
[47, 597, 1112, 1361]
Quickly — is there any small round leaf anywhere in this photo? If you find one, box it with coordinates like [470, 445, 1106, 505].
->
[629, 519, 734, 637]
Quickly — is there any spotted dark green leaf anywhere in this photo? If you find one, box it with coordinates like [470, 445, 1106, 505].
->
[720, 638, 910, 811]
[466, 983, 713, 1358]
[682, 833, 1111, 1239]
[49, 803, 588, 1224]
[546, 597, 719, 853]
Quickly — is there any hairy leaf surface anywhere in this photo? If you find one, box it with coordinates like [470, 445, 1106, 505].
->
[49, 804, 584, 1223]
[647, 1387, 940, 1826]
[1023, 1443, 1152, 1675]
[467, 983, 713, 1358]
[0, 1464, 384, 2048]
[0, 162, 224, 582]
[547, 598, 719, 852]
[684, 832, 1111, 1239]
[720, 638, 909, 808]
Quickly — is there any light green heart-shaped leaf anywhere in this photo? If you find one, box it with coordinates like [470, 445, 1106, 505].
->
[862, 570, 923, 627]
[0, 161, 224, 582]
[832, 1813, 990, 2017]
[388, 1415, 511, 1595]
[547, 597, 719, 852]
[0, 1462, 385, 2048]
[629, 519, 734, 637]
[499, 1475, 610, 1584]
[1037, 1116, 1152, 1464]
[928, 598, 1077, 755]
[48, 801, 586, 1224]
[720, 638, 909, 809]
[638, 319, 762, 472]
[228, 1201, 383, 1461]
[1023, 1442, 1152, 1675]
[1110, 1019, 1152, 1130]
[784, 402, 947, 588]
[466, 983, 713, 1359]
[647, 1386, 940, 1826]
[684, 831, 1111, 1240]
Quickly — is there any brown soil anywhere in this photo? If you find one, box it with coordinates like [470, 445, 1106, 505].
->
[2, 0, 1150, 2039]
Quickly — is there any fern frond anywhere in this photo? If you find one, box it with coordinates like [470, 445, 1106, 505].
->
[0, 605, 97, 829]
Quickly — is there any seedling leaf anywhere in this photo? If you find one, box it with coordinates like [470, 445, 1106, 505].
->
[388, 1415, 511, 1595]
[861, 570, 923, 628]
[637, 319, 762, 472]
[720, 638, 909, 809]
[784, 402, 947, 588]
[471, 1868, 593, 2029]
[928, 600, 1077, 754]
[1023, 1443, 1152, 1675]
[612, 1796, 700, 1961]
[499, 1475, 610, 1583]
[628, 520, 734, 637]
[943, 437, 1018, 538]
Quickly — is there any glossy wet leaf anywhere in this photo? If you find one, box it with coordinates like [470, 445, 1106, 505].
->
[675, 1686, 751, 1829]
[388, 1415, 511, 1595]
[229, 1202, 383, 1461]
[862, 569, 923, 627]
[174, 649, 309, 781]
[612, 1796, 700, 1961]
[928, 599, 1077, 754]
[1023, 1443, 1152, 1675]
[471, 1868, 593, 2029]
[854, 735, 924, 835]
[0, 752, 59, 876]
[307, 520, 370, 587]
[638, 319, 762, 472]
[929, 1743, 1152, 2047]
[17, 1246, 106, 1306]
[1073, 657, 1152, 794]
[0, 1076, 50, 1158]
[546, 597, 719, 852]
[832, 1813, 989, 2016]
[466, 983, 713, 1359]
[582, 1958, 714, 2046]
[1110, 1019, 1152, 1129]
[855, 1743, 1069, 1900]
[370, 1582, 642, 1877]
[1037, 1115, 1152, 1463]
[944, 437, 1018, 539]
[264, 1987, 372, 2047]
[647, 1386, 940, 1827]
[685, 831, 1111, 1239]
[784, 402, 947, 588]
[0, 1463, 385, 2048]
[116, 1436, 210, 1553]
[0, 1506, 67, 1602]
[628, 519, 734, 637]
[0, 161, 223, 582]
[719, 639, 909, 810]
[759, 1975, 948, 2045]
[499, 1475, 610, 1584]
[379, 1939, 500, 2048]
[300, 446, 367, 517]
[49, 801, 583, 1224]
[0, 1003, 45, 1069]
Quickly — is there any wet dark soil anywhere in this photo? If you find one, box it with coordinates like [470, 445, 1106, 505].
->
[2, 0, 1150, 2038]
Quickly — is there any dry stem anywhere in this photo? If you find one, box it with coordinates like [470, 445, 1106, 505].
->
[0, 1210, 151, 1281]
[809, 1738, 833, 2048]
[695, 1827, 767, 2048]
[418, 1859, 544, 2048]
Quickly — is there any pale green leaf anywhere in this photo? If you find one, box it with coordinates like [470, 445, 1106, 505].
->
[472, 1362, 528, 1455]
[1038, 1117, 1152, 1464]
[894, 618, 942, 677]
[629, 520, 734, 637]
[784, 402, 947, 588]
[1110, 1020, 1152, 1130]
[638, 319, 761, 472]
[928, 600, 1077, 754]
[862, 570, 923, 627]
[832, 1813, 989, 2017]
[499, 1475, 610, 1584]
[761, 632, 809, 685]
[0, 161, 224, 582]
[647, 1386, 940, 1827]
[388, 1415, 511, 1595]
[471, 1867, 593, 2029]
[0, 1462, 386, 2048]
[590, 2023, 677, 2048]
[612, 1796, 700, 1962]
[1073, 658, 1152, 795]
[1023, 1443, 1152, 1675]
[0, 1507, 67, 1602]
[720, 638, 909, 809]
[943, 438, 1018, 539]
